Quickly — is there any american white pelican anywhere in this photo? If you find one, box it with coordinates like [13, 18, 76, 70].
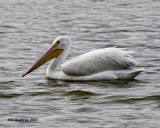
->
[22, 36, 144, 81]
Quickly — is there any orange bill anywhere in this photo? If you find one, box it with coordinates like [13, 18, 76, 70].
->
[22, 45, 64, 77]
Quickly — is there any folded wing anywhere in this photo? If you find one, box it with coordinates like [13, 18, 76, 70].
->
[61, 48, 138, 76]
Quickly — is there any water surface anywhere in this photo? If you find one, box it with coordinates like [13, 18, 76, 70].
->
[0, 0, 160, 127]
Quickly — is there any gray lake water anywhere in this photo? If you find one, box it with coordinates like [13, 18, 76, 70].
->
[0, 0, 160, 127]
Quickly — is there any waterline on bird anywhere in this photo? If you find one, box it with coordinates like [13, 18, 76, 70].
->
[22, 36, 144, 81]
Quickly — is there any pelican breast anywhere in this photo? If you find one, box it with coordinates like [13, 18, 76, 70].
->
[61, 48, 137, 76]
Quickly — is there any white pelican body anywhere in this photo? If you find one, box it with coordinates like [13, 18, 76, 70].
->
[22, 36, 144, 81]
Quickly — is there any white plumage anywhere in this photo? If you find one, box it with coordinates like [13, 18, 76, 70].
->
[22, 36, 144, 80]
[45, 36, 144, 81]
[61, 47, 137, 76]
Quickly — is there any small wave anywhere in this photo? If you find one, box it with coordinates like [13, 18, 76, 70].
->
[64, 90, 98, 97]
[112, 95, 160, 104]
[0, 93, 23, 99]
[28, 91, 51, 96]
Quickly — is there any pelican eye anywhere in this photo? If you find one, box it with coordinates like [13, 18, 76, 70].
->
[54, 40, 60, 47]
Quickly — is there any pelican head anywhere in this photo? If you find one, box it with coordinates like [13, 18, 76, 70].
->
[22, 36, 71, 77]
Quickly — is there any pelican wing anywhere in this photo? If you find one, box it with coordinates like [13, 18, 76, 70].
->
[61, 48, 137, 76]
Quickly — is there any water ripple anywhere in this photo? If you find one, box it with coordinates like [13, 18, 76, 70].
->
[1, 0, 160, 128]
[64, 90, 99, 97]
[112, 95, 160, 104]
